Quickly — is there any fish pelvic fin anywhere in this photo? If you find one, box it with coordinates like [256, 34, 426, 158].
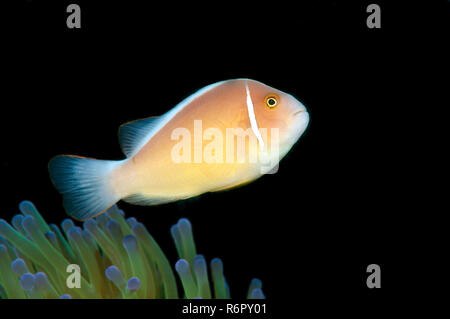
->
[48, 155, 123, 221]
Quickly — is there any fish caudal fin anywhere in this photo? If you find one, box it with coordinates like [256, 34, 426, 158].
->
[48, 155, 122, 221]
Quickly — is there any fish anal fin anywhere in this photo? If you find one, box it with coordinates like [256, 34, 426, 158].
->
[122, 193, 187, 206]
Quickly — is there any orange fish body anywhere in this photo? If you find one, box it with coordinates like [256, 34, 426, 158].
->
[49, 79, 309, 220]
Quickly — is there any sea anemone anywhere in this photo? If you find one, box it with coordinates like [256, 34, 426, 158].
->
[0, 201, 265, 299]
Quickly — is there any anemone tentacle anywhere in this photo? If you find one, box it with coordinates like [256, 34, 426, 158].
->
[0, 201, 265, 299]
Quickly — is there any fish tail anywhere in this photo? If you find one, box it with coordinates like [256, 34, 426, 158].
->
[48, 155, 123, 221]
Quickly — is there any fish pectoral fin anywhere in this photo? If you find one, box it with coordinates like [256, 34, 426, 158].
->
[118, 116, 162, 157]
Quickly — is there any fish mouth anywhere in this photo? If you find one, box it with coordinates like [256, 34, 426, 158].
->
[293, 110, 307, 116]
[288, 109, 309, 129]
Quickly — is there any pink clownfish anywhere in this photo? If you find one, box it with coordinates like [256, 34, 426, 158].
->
[49, 79, 309, 220]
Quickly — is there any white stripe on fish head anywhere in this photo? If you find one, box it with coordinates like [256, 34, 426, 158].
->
[245, 81, 265, 149]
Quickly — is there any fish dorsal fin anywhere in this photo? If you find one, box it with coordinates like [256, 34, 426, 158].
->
[118, 80, 228, 157]
[118, 116, 162, 157]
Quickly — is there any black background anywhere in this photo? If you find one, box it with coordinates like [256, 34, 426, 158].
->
[1, 0, 447, 316]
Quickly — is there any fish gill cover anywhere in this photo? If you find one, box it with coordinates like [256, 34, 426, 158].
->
[0, 201, 264, 299]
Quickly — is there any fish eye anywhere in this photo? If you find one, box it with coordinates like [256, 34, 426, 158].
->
[264, 95, 279, 109]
